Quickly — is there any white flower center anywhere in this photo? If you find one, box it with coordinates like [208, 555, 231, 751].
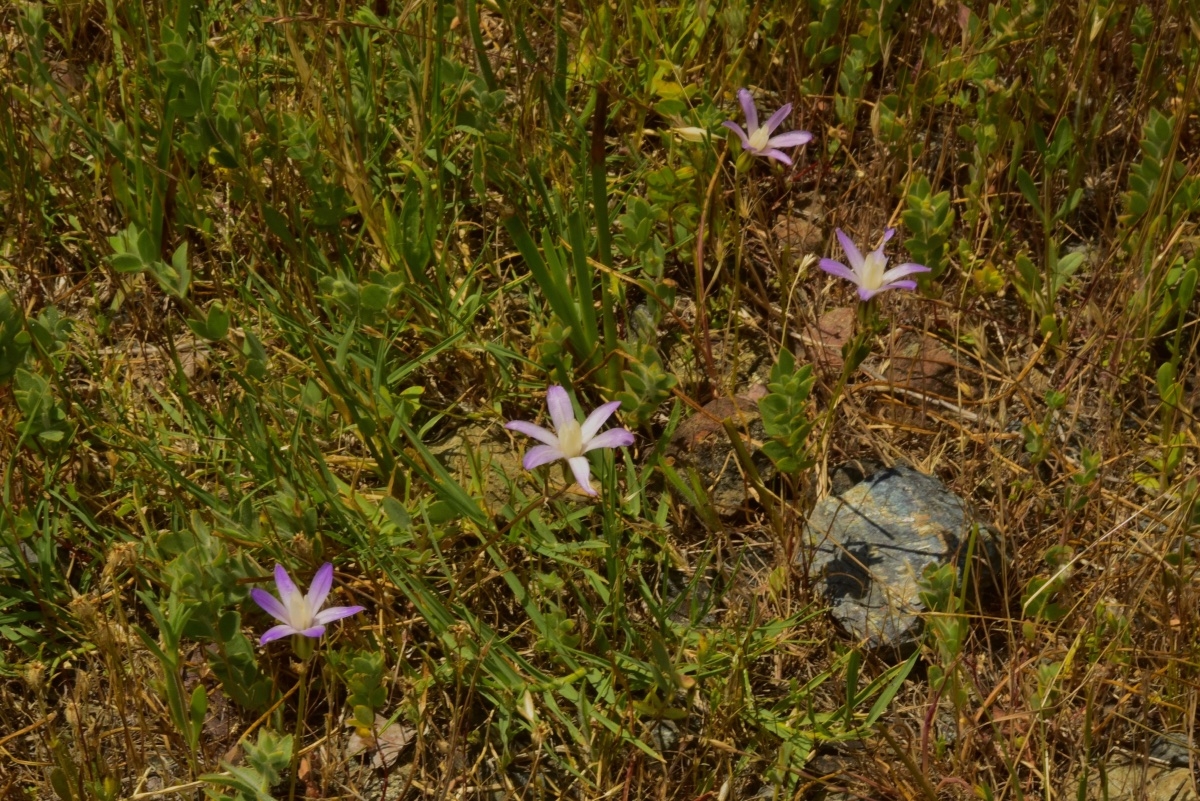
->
[556, 419, 584, 457]
[748, 125, 771, 152]
[287, 593, 314, 630]
[861, 252, 887, 289]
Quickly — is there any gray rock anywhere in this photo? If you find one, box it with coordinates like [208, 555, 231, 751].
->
[803, 464, 995, 649]
[1150, 733, 1194, 768]
[646, 720, 680, 753]
[829, 459, 884, 496]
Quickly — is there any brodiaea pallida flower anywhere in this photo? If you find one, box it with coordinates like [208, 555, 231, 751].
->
[819, 228, 930, 301]
[722, 88, 812, 165]
[251, 563, 363, 645]
[506, 385, 634, 495]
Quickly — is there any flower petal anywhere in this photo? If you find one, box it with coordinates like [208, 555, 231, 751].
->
[251, 588, 291, 624]
[584, 427, 635, 452]
[761, 148, 793, 165]
[580, 400, 622, 441]
[819, 258, 862, 285]
[298, 625, 327, 638]
[567, 457, 595, 495]
[274, 564, 300, 605]
[835, 229, 866, 271]
[767, 130, 812, 148]
[314, 605, 365, 625]
[721, 120, 750, 149]
[864, 230, 897, 272]
[880, 279, 918, 292]
[867, 245, 890, 272]
[505, 420, 559, 447]
[857, 285, 880, 301]
[737, 88, 758, 131]
[880, 262, 931, 283]
[306, 562, 334, 611]
[260, 624, 297, 644]
[545, 385, 575, 432]
[764, 102, 793, 133]
[523, 444, 566, 470]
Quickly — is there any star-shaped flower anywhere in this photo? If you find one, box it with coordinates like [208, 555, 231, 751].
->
[820, 228, 930, 300]
[251, 563, 364, 645]
[505, 385, 635, 496]
[722, 88, 813, 165]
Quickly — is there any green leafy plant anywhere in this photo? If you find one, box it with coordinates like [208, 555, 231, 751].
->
[1021, 545, 1073, 640]
[1130, 4, 1154, 76]
[1121, 109, 1176, 231]
[901, 174, 955, 282]
[833, 0, 904, 131]
[12, 368, 74, 450]
[1134, 361, 1188, 493]
[108, 223, 191, 299]
[186, 302, 231, 342]
[617, 340, 677, 429]
[203, 730, 293, 801]
[1064, 447, 1102, 513]
[836, 45, 872, 130]
[757, 349, 816, 475]
[26, 305, 72, 372]
[802, 0, 846, 94]
[0, 290, 30, 385]
[158, 514, 272, 711]
[1031, 659, 1063, 713]
[330, 650, 388, 733]
[1012, 247, 1085, 342]
[919, 563, 967, 680]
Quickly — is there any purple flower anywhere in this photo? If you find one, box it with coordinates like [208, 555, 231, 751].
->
[251, 563, 364, 645]
[505, 385, 635, 496]
[819, 228, 931, 301]
[721, 88, 812, 165]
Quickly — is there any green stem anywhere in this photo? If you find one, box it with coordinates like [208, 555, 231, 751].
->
[590, 83, 620, 393]
[818, 299, 877, 451]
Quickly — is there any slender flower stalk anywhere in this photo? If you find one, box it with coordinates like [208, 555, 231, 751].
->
[251, 563, 364, 646]
[819, 228, 930, 301]
[288, 663, 310, 801]
[506, 385, 635, 496]
[722, 88, 812, 165]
